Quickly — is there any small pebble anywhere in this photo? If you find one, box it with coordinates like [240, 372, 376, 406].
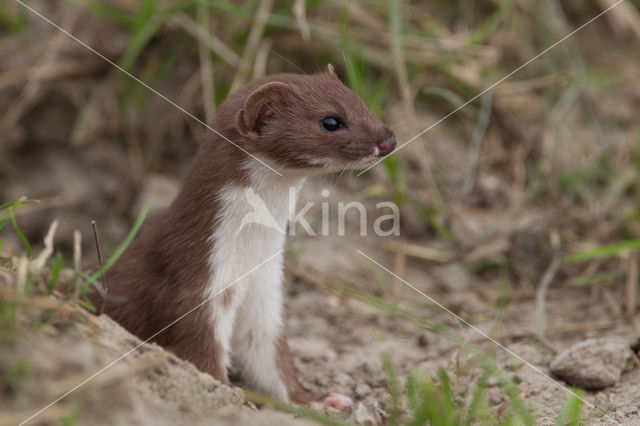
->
[550, 338, 632, 390]
[487, 387, 506, 405]
[288, 338, 336, 362]
[334, 372, 351, 385]
[354, 403, 376, 425]
[354, 382, 372, 399]
[505, 358, 523, 371]
[314, 375, 329, 387]
[325, 407, 341, 417]
[416, 334, 429, 347]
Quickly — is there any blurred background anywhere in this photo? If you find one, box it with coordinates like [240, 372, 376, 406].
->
[2, 0, 640, 424]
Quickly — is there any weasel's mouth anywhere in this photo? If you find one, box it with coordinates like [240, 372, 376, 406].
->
[340, 139, 396, 161]
[317, 136, 398, 171]
[343, 135, 397, 162]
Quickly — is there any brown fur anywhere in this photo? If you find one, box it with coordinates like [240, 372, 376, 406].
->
[91, 69, 394, 403]
[276, 333, 313, 404]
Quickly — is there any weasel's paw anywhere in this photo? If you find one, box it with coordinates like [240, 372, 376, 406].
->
[310, 392, 353, 411]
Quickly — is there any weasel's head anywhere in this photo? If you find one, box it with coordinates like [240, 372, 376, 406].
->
[234, 66, 396, 172]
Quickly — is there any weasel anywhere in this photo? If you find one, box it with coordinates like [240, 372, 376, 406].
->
[93, 65, 396, 406]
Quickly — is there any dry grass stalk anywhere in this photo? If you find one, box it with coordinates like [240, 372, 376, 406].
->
[535, 230, 562, 336]
[0, 59, 102, 92]
[497, 72, 569, 95]
[392, 251, 407, 297]
[231, 0, 274, 92]
[602, 286, 622, 318]
[293, 0, 311, 42]
[90, 220, 108, 315]
[196, 3, 216, 123]
[72, 230, 82, 302]
[253, 38, 273, 78]
[2, 0, 83, 129]
[463, 91, 493, 194]
[547, 320, 619, 336]
[34, 220, 58, 271]
[597, 0, 640, 40]
[340, 0, 386, 31]
[16, 255, 28, 292]
[388, 1, 442, 206]
[383, 240, 454, 262]
[168, 14, 239, 67]
[463, 238, 509, 263]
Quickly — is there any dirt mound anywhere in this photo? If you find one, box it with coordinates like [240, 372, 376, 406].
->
[0, 273, 314, 425]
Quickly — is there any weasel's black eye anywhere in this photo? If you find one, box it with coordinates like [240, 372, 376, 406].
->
[320, 116, 343, 132]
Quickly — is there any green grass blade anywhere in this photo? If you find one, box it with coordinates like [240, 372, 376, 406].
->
[555, 390, 584, 426]
[567, 268, 626, 287]
[85, 202, 151, 292]
[383, 353, 401, 426]
[406, 374, 430, 426]
[496, 372, 535, 425]
[566, 239, 640, 262]
[118, 1, 196, 71]
[88, 1, 135, 26]
[0, 1, 27, 33]
[119, 0, 162, 71]
[464, 362, 491, 426]
[468, 6, 506, 45]
[47, 252, 64, 294]
[438, 368, 457, 426]
[0, 199, 38, 211]
[389, 0, 403, 60]
[9, 206, 31, 258]
[409, 198, 452, 240]
[382, 154, 408, 207]
[0, 199, 39, 232]
[406, 373, 420, 413]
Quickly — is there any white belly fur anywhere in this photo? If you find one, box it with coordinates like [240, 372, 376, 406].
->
[204, 161, 305, 400]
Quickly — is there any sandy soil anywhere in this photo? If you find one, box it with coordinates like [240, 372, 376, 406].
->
[283, 227, 640, 425]
[3, 235, 640, 425]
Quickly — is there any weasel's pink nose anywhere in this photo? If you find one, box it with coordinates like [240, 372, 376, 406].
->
[377, 136, 396, 157]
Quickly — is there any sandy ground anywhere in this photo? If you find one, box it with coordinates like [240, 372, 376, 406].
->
[284, 229, 640, 425]
[2, 210, 639, 425]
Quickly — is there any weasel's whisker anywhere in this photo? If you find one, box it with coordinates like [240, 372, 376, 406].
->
[336, 161, 352, 185]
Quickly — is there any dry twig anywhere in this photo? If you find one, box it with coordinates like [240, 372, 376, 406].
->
[90, 220, 108, 315]
[535, 230, 562, 336]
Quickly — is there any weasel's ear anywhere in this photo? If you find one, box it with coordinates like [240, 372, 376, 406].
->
[236, 82, 299, 138]
[327, 63, 339, 79]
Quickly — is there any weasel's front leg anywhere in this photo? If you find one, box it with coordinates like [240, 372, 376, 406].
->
[275, 326, 353, 410]
[231, 261, 352, 409]
[231, 259, 292, 401]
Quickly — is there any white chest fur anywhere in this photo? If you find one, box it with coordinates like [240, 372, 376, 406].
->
[204, 162, 305, 400]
